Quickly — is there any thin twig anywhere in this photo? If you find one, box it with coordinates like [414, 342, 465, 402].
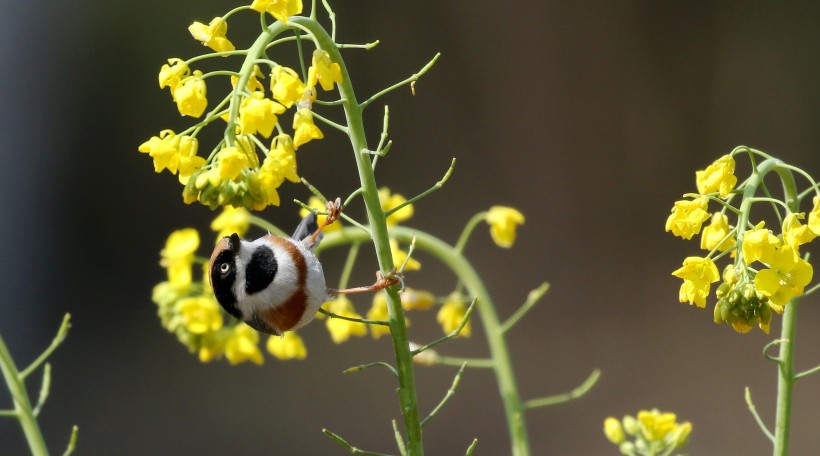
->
[763, 339, 787, 364]
[343, 362, 399, 378]
[795, 363, 820, 381]
[392, 420, 408, 456]
[420, 362, 467, 427]
[464, 439, 478, 456]
[360, 53, 441, 110]
[323, 429, 393, 456]
[411, 298, 476, 356]
[385, 158, 456, 217]
[62, 425, 79, 456]
[501, 282, 550, 334]
[21, 314, 71, 380]
[32, 364, 51, 417]
[745, 387, 774, 442]
[524, 369, 601, 409]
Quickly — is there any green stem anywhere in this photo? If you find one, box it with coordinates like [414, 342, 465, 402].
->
[291, 17, 424, 455]
[224, 21, 289, 147]
[320, 226, 532, 456]
[739, 158, 799, 455]
[774, 301, 797, 456]
[773, 162, 799, 456]
[454, 212, 488, 253]
[0, 334, 49, 456]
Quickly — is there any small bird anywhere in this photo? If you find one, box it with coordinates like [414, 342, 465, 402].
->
[208, 198, 399, 335]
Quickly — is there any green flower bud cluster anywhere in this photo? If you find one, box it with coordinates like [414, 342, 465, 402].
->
[713, 282, 772, 334]
[183, 170, 266, 210]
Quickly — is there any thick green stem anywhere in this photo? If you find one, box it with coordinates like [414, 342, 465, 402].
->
[0, 335, 49, 456]
[291, 17, 424, 455]
[774, 301, 797, 456]
[738, 158, 799, 455]
[320, 226, 532, 456]
[773, 164, 799, 456]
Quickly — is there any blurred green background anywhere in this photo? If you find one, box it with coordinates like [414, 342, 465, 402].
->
[3, 1, 820, 454]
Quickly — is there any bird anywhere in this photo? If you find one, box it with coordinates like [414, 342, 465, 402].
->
[208, 198, 399, 335]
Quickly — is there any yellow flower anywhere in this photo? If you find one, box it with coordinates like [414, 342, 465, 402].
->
[225, 325, 264, 365]
[251, 0, 303, 24]
[400, 288, 435, 311]
[247, 169, 282, 210]
[325, 297, 367, 343]
[239, 92, 286, 138]
[436, 295, 471, 337]
[700, 212, 734, 252]
[808, 195, 820, 235]
[211, 206, 250, 239]
[603, 417, 625, 445]
[671, 256, 719, 308]
[215, 146, 251, 182]
[378, 188, 414, 226]
[783, 213, 816, 252]
[176, 138, 206, 185]
[158, 58, 189, 92]
[292, 108, 323, 148]
[486, 206, 525, 248]
[366, 294, 391, 339]
[299, 196, 341, 233]
[230, 65, 265, 94]
[270, 66, 307, 108]
[188, 17, 235, 53]
[637, 409, 679, 442]
[138, 130, 193, 174]
[307, 49, 343, 91]
[177, 296, 223, 334]
[742, 221, 780, 265]
[696, 154, 737, 198]
[173, 70, 208, 118]
[160, 228, 200, 286]
[267, 332, 307, 360]
[262, 134, 299, 183]
[390, 239, 421, 271]
[665, 196, 710, 240]
[755, 244, 813, 309]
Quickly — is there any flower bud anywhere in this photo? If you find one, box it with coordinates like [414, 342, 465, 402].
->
[672, 421, 692, 448]
[716, 282, 731, 299]
[742, 283, 756, 301]
[622, 415, 639, 435]
[604, 417, 626, 444]
[714, 300, 724, 323]
[618, 441, 635, 455]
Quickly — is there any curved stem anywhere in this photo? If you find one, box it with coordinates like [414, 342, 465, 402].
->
[320, 226, 533, 456]
[291, 16, 424, 455]
[740, 159, 799, 455]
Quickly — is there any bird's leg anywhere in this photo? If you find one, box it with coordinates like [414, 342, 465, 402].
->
[306, 197, 342, 246]
[330, 268, 401, 295]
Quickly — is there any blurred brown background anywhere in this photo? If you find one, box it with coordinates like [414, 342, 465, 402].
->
[3, 1, 820, 454]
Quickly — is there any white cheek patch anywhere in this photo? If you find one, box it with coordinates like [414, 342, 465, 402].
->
[233, 237, 300, 317]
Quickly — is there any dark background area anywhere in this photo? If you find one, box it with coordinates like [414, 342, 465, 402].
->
[3, 1, 820, 454]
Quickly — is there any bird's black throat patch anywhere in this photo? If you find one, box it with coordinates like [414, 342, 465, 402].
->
[245, 245, 277, 295]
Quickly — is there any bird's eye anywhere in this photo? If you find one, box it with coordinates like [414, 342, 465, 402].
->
[219, 263, 231, 274]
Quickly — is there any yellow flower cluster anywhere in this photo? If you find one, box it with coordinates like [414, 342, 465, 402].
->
[603, 409, 691, 455]
[667, 154, 819, 333]
[140, 5, 345, 210]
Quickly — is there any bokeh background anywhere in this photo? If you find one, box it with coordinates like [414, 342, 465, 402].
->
[3, 1, 820, 454]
